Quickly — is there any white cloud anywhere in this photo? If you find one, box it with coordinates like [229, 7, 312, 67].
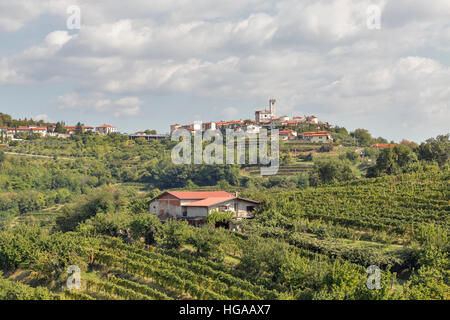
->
[0, 58, 23, 84]
[57, 92, 143, 118]
[220, 107, 239, 119]
[33, 114, 52, 122]
[0, 1, 74, 31]
[0, 0, 449, 141]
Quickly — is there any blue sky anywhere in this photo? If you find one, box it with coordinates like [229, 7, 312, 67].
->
[0, 0, 449, 141]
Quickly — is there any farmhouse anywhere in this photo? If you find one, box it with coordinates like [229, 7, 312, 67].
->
[301, 131, 333, 143]
[149, 191, 260, 226]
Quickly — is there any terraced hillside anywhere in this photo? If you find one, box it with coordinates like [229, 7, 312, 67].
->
[256, 169, 449, 233]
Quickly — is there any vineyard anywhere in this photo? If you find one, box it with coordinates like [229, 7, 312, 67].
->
[0, 134, 448, 301]
[256, 170, 449, 234]
[243, 163, 313, 176]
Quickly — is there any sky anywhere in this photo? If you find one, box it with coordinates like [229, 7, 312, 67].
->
[0, 0, 449, 142]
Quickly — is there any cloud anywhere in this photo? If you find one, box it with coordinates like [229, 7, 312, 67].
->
[32, 114, 52, 122]
[0, 0, 449, 141]
[0, 58, 23, 84]
[0, 1, 73, 32]
[56, 92, 143, 118]
[220, 107, 239, 119]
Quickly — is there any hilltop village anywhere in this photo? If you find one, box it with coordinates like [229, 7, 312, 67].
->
[0, 99, 335, 144]
[170, 99, 333, 142]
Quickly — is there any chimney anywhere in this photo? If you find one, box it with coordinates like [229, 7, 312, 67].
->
[235, 191, 239, 198]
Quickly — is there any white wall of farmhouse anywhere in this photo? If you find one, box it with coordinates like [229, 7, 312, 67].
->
[149, 193, 182, 217]
[186, 207, 208, 217]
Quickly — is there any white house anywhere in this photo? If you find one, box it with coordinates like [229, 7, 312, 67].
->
[279, 130, 298, 141]
[245, 124, 261, 134]
[302, 131, 333, 143]
[96, 125, 117, 135]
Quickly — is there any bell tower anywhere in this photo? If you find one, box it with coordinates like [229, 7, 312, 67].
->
[269, 99, 276, 117]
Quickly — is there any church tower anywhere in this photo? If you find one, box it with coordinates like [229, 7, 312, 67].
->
[269, 99, 276, 117]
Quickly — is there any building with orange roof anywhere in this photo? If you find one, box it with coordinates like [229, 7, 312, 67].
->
[279, 129, 298, 141]
[301, 131, 333, 143]
[149, 191, 260, 227]
[96, 124, 117, 135]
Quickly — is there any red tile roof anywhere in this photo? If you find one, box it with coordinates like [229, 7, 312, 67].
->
[166, 191, 234, 200]
[302, 131, 330, 137]
[182, 197, 234, 207]
[372, 144, 396, 148]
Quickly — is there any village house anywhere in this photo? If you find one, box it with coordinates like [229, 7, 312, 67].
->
[64, 126, 77, 135]
[301, 131, 333, 143]
[62, 126, 95, 135]
[149, 191, 260, 227]
[129, 132, 169, 141]
[306, 116, 319, 124]
[245, 124, 261, 134]
[202, 122, 217, 131]
[279, 130, 298, 141]
[9, 126, 48, 137]
[84, 126, 95, 133]
[170, 124, 182, 133]
[96, 124, 117, 135]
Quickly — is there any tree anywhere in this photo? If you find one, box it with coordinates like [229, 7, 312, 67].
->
[187, 225, 224, 260]
[0, 150, 5, 163]
[400, 139, 419, 149]
[75, 122, 84, 135]
[367, 144, 418, 177]
[130, 214, 161, 245]
[205, 210, 234, 226]
[351, 129, 373, 146]
[417, 134, 449, 167]
[318, 144, 333, 153]
[343, 150, 359, 161]
[239, 236, 288, 281]
[54, 122, 67, 134]
[310, 158, 355, 185]
[159, 219, 190, 250]
[55, 190, 115, 232]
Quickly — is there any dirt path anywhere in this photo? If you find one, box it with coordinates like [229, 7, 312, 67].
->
[5, 152, 73, 160]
